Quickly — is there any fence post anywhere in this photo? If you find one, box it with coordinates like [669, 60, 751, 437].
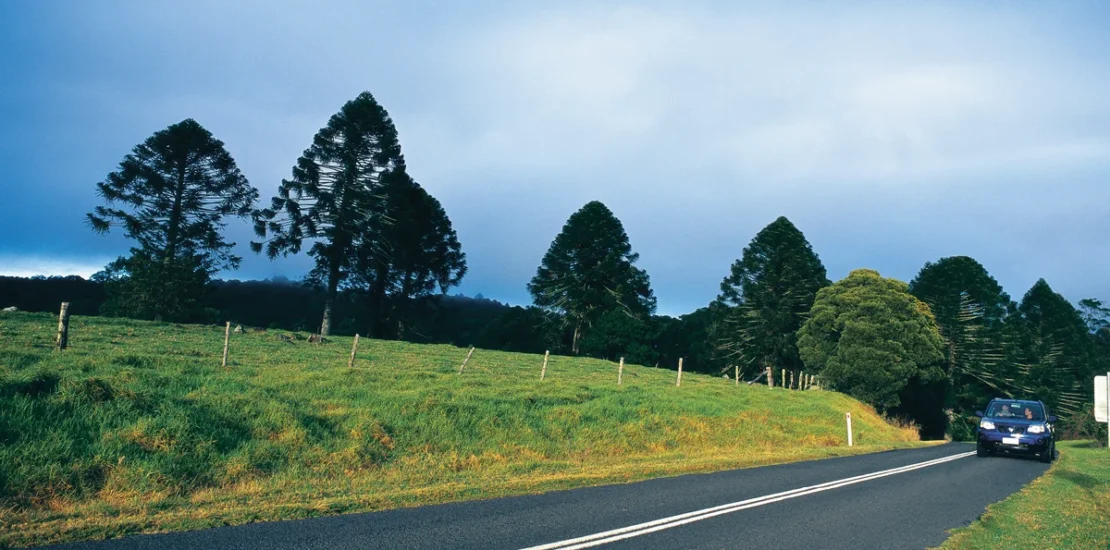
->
[541, 350, 549, 380]
[55, 302, 71, 351]
[221, 321, 231, 367]
[846, 412, 854, 447]
[788, 370, 794, 390]
[782, 369, 787, 390]
[458, 347, 475, 374]
[618, 356, 624, 385]
[735, 365, 739, 386]
[766, 366, 773, 388]
[348, 334, 360, 368]
[676, 358, 683, 387]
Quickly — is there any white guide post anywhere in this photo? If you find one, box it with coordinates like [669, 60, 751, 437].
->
[846, 412, 854, 447]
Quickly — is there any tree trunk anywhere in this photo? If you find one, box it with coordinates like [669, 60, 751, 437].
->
[321, 260, 340, 337]
[165, 161, 188, 265]
[368, 265, 390, 338]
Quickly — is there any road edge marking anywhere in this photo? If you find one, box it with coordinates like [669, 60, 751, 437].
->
[522, 451, 976, 550]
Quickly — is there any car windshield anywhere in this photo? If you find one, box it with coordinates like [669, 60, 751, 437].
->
[986, 402, 1044, 421]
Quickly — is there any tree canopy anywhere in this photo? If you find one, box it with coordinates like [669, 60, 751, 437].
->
[356, 171, 466, 338]
[252, 92, 404, 336]
[907, 256, 1013, 435]
[798, 269, 945, 412]
[528, 201, 655, 354]
[87, 119, 258, 321]
[1013, 279, 1095, 417]
[715, 216, 829, 376]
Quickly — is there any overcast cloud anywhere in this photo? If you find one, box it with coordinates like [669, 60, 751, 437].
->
[1, 1, 1107, 315]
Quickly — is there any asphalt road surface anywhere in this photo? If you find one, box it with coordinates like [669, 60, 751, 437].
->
[46, 443, 1049, 550]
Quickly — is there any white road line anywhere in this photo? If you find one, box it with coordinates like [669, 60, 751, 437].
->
[522, 451, 976, 550]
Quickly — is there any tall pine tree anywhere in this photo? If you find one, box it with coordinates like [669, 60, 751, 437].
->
[356, 171, 466, 339]
[87, 119, 258, 321]
[714, 216, 829, 377]
[1014, 279, 1096, 419]
[252, 92, 404, 336]
[528, 201, 655, 354]
[908, 256, 1013, 437]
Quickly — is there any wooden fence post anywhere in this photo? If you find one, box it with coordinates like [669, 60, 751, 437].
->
[221, 321, 231, 367]
[781, 369, 787, 390]
[541, 350, 549, 380]
[734, 365, 739, 386]
[618, 356, 624, 385]
[348, 334, 360, 368]
[766, 366, 773, 388]
[458, 347, 475, 374]
[676, 358, 683, 387]
[55, 302, 71, 351]
[788, 370, 794, 390]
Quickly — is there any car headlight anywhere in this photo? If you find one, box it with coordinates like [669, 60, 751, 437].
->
[980, 419, 995, 430]
[1027, 424, 1045, 434]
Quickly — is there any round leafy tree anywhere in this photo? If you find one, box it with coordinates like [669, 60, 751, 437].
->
[798, 269, 945, 412]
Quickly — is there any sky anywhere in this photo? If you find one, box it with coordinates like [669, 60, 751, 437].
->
[1, 1, 1108, 317]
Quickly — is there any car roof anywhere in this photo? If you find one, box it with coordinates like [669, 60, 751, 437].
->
[990, 398, 1043, 405]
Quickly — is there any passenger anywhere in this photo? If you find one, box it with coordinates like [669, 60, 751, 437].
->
[1024, 407, 1035, 420]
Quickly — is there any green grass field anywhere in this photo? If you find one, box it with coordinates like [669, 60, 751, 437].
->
[938, 440, 1110, 549]
[0, 311, 923, 547]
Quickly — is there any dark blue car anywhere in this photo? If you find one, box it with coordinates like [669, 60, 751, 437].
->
[975, 398, 1056, 463]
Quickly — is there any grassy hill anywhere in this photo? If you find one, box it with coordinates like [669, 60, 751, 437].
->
[0, 312, 922, 547]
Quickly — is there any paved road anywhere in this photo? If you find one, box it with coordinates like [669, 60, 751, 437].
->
[47, 443, 1048, 550]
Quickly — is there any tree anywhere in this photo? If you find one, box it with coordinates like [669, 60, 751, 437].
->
[252, 92, 404, 336]
[1013, 279, 1095, 419]
[908, 256, 1014, 437]
[714, 216, 829, 377]
[356, 171, 466, 338]
[528, 201, 655, 354]
[93, 251, 212, 322]
[579, 310, 658, 365]
[1078, 298, 1110, 333]
[87, 119, 258, 320]
[797, 269, 945, 412]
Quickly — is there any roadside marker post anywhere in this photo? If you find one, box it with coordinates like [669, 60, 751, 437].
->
[848, 413, 856, 448]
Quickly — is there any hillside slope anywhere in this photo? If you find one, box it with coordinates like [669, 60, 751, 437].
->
[0, 312, 922, 547]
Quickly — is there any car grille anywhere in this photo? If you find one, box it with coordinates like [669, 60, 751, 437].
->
[996, 425, 1025, 434]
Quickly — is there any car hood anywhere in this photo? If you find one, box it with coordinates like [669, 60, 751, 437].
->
[986, 417, 1043, 426]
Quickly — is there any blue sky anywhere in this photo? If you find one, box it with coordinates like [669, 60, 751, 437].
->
[1, 1, 1108, 316]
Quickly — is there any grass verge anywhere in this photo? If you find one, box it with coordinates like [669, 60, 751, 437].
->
[937, 440, 1110, 549]
[0, 312, 926, 547]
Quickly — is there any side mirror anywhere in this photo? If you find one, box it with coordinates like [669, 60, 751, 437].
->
[1047, 415, 1057, 423]
[975, 411, 984, 418]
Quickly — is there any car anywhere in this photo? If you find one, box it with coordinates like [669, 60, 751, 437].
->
[974, 398, 1056, 463]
